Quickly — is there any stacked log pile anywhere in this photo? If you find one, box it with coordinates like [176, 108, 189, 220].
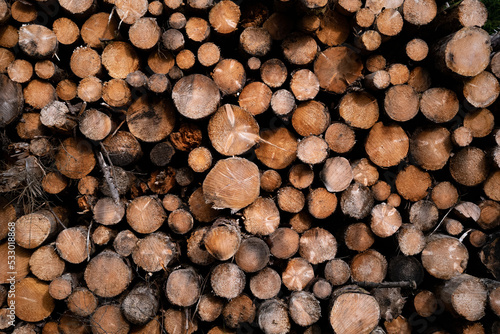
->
[0, 0, 500, 333]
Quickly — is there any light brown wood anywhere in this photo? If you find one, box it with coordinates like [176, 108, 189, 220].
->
[453, 126, 473, 147]
[370, 203, 401, 238]
[48, 273, 77, 300]
[307, 187, 337, 219]
[18, 24, 58, 58]
[209, 0, 241, 34]
[127, 96, 175, 142]
[172, 74, 220, 119]
[421, 234, 468, 279]
[79, 108, 112, 141]
[282, 257, 314, 291]
[406, 38, 428, 61]
[211, 262, 246, 299]
[240, 27, 271, 57]
[222, 294, 256, 328]
[350, 249, 387, 283]
[320, 157, 352, 192]
[376, 8, 403, 36]
[250, 267, 281, 300]
[9, 277, 55, 322]
[127, 196, 165, 234]
[260, 58, 287, 88]
[15, 209, 60, 249]
[255, 127, 298, 170]
[438, 274, 487, 321]
[67, 288, 98, 317]
[403, 0, 437, 25]
[24, 79, 56, 109]
[408, 66, 432, 92]
[257, 299, 290, 334]
[345, 222, 375, 252]
[29, 245, 65, 281]
[91, 304, 130, 334]
[277, 186, 305, 213]
[395, 165, 431, 202]
[431, 181, 459, 210]
[315, 9, 349, 46]
[450, 147, 489, 186]
[410, 126, 452, 170]
[299, 227, 337, 264]
[463, 71, 500, 108]
[56, 226, 92, 264]
[352, 158, 379, 187]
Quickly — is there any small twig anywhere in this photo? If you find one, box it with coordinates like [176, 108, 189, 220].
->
[96, 150, 120, 204]
[356, 281, 417, 289]
[87, 220, 92, 262]
[110, 119, 126, 137]
[429, 206, 454, 236]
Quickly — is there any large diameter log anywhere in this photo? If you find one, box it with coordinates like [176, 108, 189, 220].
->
[18, 24, 58, 58]
[433, 27, 491, 77]
[203, 157, 260, 211]
[0, 242, 31, 284]
[15, 209, 60, 249]
[172, 74, 221, 119]
[0, 74, 23, 127]
[421, 234, 469, 280]
[329, 286, 380, 334]
[365, 122, 409, 168]
[438, 274, 487, 321]
[314, 46, 363, 94]
[208, 104, 259, 156]
[84, 250, 133, 298]
[8, 277, 54, 322]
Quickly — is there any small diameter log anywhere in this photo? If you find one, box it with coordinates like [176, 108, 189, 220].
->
[56, 79, 77, 101]
[113, 229, 138, 257]
[314, 46, 363, 94]
[198, 42, 220, 67]
[7, 59, 32, 84]
[320, 157, 353, 193]
[388, 255, 424, 285]
[365, 122, 409, 167]
[282, 33, 318, 66]
[102, 79, 131, 107]
[92, 225, 116, 245]
[433, 27, 490, 77]
[267, 227, 300, 259]
[450, 147, 489, 186]
[18, 24, 58, 58]
[463, 71, 500, 108]
[79, 108, 112, 141]
[372, 181, 392, 201]
[438, 274, 487, 321]
[132, 232, 177, 272]
[307, 187, 337, 219]
[260, 58, 287, 88]
[409, 200, 439, 231]
[168, 209, 193, 234]
[48, 273, 77, 300]
[463, 108, 494, 138]
[299, 227, 337, 264]
[150, 142, 175, 167]
[414, 290, 438, 317]
[247, 57, 261, 70]
[211, 263, 246, 299]
[93, 197, 125, 226]
[352, 159, 379, 187]
[56, 226, 92, 264]
[277, 186, 305, 213]
[340, 92, 379, 130]
[329, 286, 380, 334]
[55, 137, 95, 179]
[129, 17, 160, 50]
[187, 227, 215, 266]
[395, 165, 432, 202]
[103, 131, 142, 166]
[313, 278, 332, 300]
[222, 294, 256, 328]
[235, 237, 270, 273]
[29, 245, 65, 281]
[70, 46, 101, 79]
[421, 234, 469, 280]
[240, 27, 271, 57]
[258, 299, 290, 334]
[76, 76, 102, 102]
[290, 69, 319, 101]
[102, 41, 139, 79]
[67, 288, 98, 317]
[204, 219, 241, 261]
[41, 171, 67, 195]
[389, 64, 410, 84]
[172, 74, 220, 119]
[355, 8, 375, 28]
[80, 12, 118, 48]
[297, 136, 328, 164]
[408, 67, 432, 93]
[197, 293, 224, 322]
[127, 96, 175, 143]
[163, 308, 198, 334]
[84, 250, 132, 298]
[282, 257, 315, 292]
[15, 210, 59, 249]
[126, 198, 166, 234]
[208, 104, 259, 156]
[403, 0, 437, 25]
[376, 8, 403, 36]
[271, 89, 296, 116]
[292, 100, 330, 136]
[209, 0, 241, 34]
[148, 50, 175, 75]
[255, 127, 297, 169]
[453, 126, 473, 147]
[40, 101, 76, 133]
[250, 267, 282, 299]
[384, 84, 419, 122]
[288, 291, 321, 326]
[289, 164, 314, 190]
[340, 183, 374, 220]
[385, 316, 412, 334]
[476, 200, 500, 230]
[354, 30, 382, 52]
[315, 10, 349, 47]
[397, 224, 426, 256]
[260, 170, 282, 193]
[406, 39, 429, 62]
[176, 49, 196, 70]
[188, 147, 212, 173]
[350, 249, 387, 283]
[166, 268, 201, 307]
[240, 197, 279, 236]
[344, 223, 375, 252]
[410, 126, 452, 171]
[0, 0, 9, 23]
[91, 304, 130, 334]
[238, 82, 272, 116]
[23, 79, 56, 109]
[203, 157, 260, 210]
[189, 187, 219, 223]
[419, 87, 459, 122]
[147, 74, 170, 93]
[370, 203, 402, 238]
[9, 277, 54, 322]
[0, 74, 23, 127]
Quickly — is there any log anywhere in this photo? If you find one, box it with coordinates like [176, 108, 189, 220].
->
[344, 222, 375, 252]
[208, 104, 259, 156]
[90, 304, 130, 334]
[329, 286, 380, 334]
[257, 299, 290, 334]
[29, 245, 65, 281]
[282, 33, 318, 65]
[350, 249, 387, 283]
[250, 267, 281, 300]
[315, 9, 349, 46]
[297, 136, 328, 164]
[7, 59, 32, 84]
[463, 71, 500, 108]
[395, 165, 432, 202]
[172, 74, 220, 119]
[277, 186, 305, 213]
[352, 158, 379, 187]
[67, 288, 98, 317]
[197, 293, 224, 322]
[288, 291, 321, 326]
[209, 0, 240, 34]
[267, 227, 299, 259]
[56, 226, 92, 264]
[84, 249, 132, 297]
[48, 273, 77, 300]
[166, 268, 201, 307]
[438, 274, 487, 321]
[240, 27, 271, 57]
[235, 237, 270, 273]
[365, 122, 409, 168]
[406, 38, 429, 61]
[340, 183, 374, 219]
[292, 100, 330, 136]
[18, 24, 57, 58]
[397, 224, 426, 256]
[9, 277, 54, 322]
[384, 84, 419, 122]
[288, 164, 314, 190]
[260, 58, 287, 88]
[127, 96, 175, 143]
[449, 147, 489, 186]
[210, 262, 246, 299]
[15, 209, 60, 249]
[370, 203, 402, 238]
[77, 76, 102, 102]
[282, 257, 314, 291]
[271, 89, 296, 116]
[421, 234, 469, 280]
[320, 157, 353, 193]
[410, 126, 452, 170]
[126, 195, 165, 234]
[409, 200, 439, 231]
[238, 82, 272, 116]
[463, 108, 495, 138]
[299, 227, 337, 264]
[307, 187, 337, 219]
[255, 127, 297, 169]
[222, 294, 256, 328]
[102, 131, 142, 166]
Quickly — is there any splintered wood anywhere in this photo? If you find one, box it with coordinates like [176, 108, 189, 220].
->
[0, 0, 500, 333]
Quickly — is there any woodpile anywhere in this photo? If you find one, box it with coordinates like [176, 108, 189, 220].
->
[1, 0, 500, 333]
